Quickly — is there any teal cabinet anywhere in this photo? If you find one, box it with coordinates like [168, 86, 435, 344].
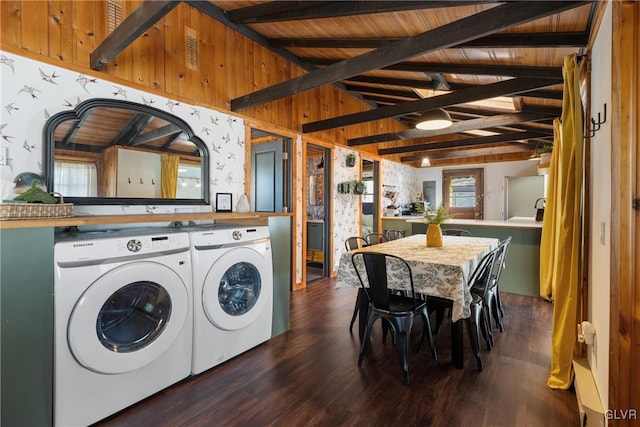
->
[1, 228, 54, 427]
[268, 217, 292, 337]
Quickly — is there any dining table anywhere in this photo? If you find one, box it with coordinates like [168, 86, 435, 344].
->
[335, 233, 500, 369]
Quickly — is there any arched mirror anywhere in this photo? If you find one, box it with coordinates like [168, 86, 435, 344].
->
[43, 98, 209, 205]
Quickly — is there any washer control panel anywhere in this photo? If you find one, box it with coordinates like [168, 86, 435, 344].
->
[232, 230, 242, 241]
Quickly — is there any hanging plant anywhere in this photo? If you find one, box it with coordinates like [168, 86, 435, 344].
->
[346, 153, 356, 167]
[352, 180, 365, 195]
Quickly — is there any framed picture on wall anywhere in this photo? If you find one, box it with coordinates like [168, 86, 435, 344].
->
[215, 193, 232, 212]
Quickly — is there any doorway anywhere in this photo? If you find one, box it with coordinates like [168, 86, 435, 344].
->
[362, 158, 380, 237]
[305, 143, 330, 283]
[250, 129, 292, 213]
[442, 168, 484, 219]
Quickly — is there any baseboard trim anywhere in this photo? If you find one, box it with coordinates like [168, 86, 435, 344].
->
[572, 357, 605, 427]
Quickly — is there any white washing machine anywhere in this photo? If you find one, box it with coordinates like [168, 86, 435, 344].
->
[190, 225, 273, 375]
[54, 228, 192, 427]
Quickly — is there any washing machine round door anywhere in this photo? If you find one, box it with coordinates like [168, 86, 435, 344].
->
[202, 247, 272, 331]
[68, 261, 189, 375]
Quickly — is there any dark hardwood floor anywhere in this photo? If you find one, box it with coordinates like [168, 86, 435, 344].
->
[98, 279, 579, 427]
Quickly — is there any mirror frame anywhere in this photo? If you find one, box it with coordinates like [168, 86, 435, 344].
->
[43, 98, 210, 205]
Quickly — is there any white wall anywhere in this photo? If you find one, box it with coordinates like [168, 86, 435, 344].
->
[415, 160, 540, 220]
[588, 1, 612, 411]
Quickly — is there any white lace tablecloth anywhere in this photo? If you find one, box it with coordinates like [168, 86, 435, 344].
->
[335, 234, 499, 321]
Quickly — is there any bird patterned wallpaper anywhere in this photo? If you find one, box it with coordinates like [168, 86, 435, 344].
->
[0, 50, 246, 215]
[1, 50, 421, 285]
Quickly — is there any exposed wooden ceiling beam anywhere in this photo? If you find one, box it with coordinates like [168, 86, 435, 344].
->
[343, 84, 420, 99]
[379, 130, 547, 155]
[348, 112, 549, 146]
[271, 32, 588, 48]
[401, 144, 535, 162]
[303, 77, 558, 133]
[306, 57, 563, 79]
[346, 79, 563, 101]
[90, 1, 179, 71]
[227, 1, 492, 24]
[230, 1, 586, 111]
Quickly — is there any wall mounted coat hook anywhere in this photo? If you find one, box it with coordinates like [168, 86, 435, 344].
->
[585, 103, 607, 138]
[140, 177, 144, 184]
[128, 177, 131, 184]
[152, 179, 155, 185]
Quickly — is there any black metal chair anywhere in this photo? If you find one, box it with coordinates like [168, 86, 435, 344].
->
[345, 236, 369, 333]
[426, 248, 498, 371]
[442, 228, 472, 236]
[385, 229, 406, 241]
[352, 252, 437, 384]
[473, 236, 512, 343]
[345, 236, 368, 252]
[365, 232, 388, 245]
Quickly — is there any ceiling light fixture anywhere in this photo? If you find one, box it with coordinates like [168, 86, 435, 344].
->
[415, 109, 453, 130]
[421, 157, 431, 167]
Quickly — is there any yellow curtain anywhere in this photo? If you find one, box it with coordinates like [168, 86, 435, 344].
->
[160, 153, 179, 198]
[539, 53, 584, 389]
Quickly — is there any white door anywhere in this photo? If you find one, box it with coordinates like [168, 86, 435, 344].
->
[202, 247, 272, 331]
[67, 261, 189, 374]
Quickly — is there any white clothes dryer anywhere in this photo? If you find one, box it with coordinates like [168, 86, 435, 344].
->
[54, 229, 192, 427]
[190, 225, 273, 375]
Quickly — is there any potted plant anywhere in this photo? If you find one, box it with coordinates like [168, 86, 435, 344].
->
[346, 153, 356, 167]
[352, 179, 365, 195]
[535, 145, 553, 167]
[424, 205, 452, 247]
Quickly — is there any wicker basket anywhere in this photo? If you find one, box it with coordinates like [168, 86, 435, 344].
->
[0, 193, 73, 220]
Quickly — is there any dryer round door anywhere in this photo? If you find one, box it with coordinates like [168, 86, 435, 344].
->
[67, 261, 189, 375]
[202, 247, 272, 331]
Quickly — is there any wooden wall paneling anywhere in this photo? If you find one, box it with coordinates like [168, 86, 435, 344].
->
[1, 1, 22, 47]
[47, 1, 73, 62]
[106, 0, 132, 82]
[161, 2, 182, 99]
[211, 23, 226, 108]
[20, 1, 48, 56]
[176, 2, 192, 101]
[186, 7, 203, 103]
[128, 0, 154, 88]
[610, 2, 639, 421]
[71, 0, 94, 68]
[198, 8, 215, 106]
[223, 25, 239, 104]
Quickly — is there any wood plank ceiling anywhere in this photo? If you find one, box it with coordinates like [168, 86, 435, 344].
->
[93, 1, 598, 167]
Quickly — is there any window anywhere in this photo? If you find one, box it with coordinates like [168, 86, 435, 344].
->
[362, 180, 374, 203]
[54, 161, 97, 197]
[443, 168, 484, 219]
[176, 164, 202, 199]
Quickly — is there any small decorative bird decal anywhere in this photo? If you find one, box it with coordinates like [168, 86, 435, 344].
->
[227, 152, 236, 161]
[112, 86, 127, 99]
[227, 116, 237, 127]
[221, 133, 231, 144]
[201, 127, 211, 136]
[145, 205, 158, 214]
[237, 137, 245, 147]
[189, 107, 200, 118]
[1, 124, 14, 143]
[210, 115, 219, 126]
[76, 74, 97, 93]
[210, 143, 222, 154]
[4, 103, 19, 115]
[39, 68, 59, 84]
[18, 85, 40, 99]
[166, 100, 180, 113]
[0, 55, 15, 74]
[215, 161, 225, 170]
[62, 96, 82, 108]
[225, 172, 233, 184]
[22, 140, 36, 152]
[141, 96, 155, 106]
[44, 109, 50, 120]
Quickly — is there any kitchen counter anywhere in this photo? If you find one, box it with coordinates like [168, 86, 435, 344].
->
[407, 216, 543, 229]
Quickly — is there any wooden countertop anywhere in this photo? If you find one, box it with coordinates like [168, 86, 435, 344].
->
[407, 217, 543, 229]
[0, 212, 292, 229]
